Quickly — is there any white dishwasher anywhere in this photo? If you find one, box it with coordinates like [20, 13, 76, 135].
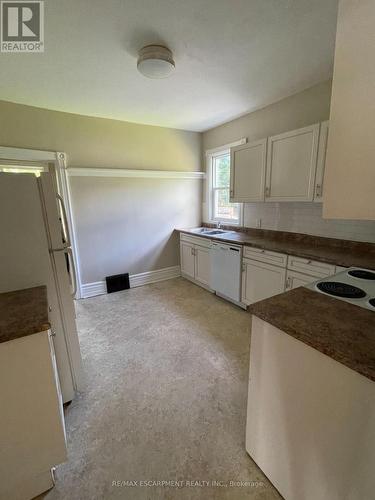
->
[210, 242, 242, 302]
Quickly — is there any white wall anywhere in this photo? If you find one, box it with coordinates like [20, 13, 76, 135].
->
[244, 203, 375, 243]
[70, 177, 201, 284]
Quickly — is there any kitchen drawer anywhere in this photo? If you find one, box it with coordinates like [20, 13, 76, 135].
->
[180, 233, 212, 249]
[287, 255, 335, 278]
[243, 246, 287, 268]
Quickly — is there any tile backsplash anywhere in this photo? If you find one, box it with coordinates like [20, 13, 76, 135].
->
[243, 203, 375, 243]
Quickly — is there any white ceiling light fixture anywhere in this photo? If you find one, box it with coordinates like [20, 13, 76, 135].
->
[137, 45, 175, 79]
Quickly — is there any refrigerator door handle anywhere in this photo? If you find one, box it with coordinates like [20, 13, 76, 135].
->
[64, 247, 78, 297]
[56, 193, 71, 248]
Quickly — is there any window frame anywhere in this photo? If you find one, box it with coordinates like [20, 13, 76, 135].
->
[0, 163, 47, 176]
[206, 143, 245, 226]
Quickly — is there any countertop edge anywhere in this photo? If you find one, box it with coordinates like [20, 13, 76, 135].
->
[0, 286, 51, 345]
[177, 229, 374, 269]
[249, 288, 375, 383]
[1, 323, 51, 345]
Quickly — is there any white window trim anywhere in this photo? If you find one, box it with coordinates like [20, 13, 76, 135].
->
[205, 139, 246, 226]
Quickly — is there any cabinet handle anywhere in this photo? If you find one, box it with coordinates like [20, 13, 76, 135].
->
[315, 184, 322, 197]
[191, 247, 194, 256]
[265, 186, 270, 197]
[285, 276, 292, 289]
[242, 262, 246, 272]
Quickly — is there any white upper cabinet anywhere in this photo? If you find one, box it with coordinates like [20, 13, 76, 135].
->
[265, 124, 320, 202]
[323, 1, 375, 220]
[314, 120, 329, 202]
[230, 139, 267, 202]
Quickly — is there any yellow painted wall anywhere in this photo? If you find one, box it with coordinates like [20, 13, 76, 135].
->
[0, 100, 202, 285]
[0, 100, 202, 171]
[203, 80, 332, 152]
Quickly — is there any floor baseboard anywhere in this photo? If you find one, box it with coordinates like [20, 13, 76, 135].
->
[81, 266, 181, 299]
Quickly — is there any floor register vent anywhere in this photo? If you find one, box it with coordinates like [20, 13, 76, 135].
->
[106, 273, 130, 294]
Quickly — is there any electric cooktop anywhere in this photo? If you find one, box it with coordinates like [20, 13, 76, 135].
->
[305, 267, 375, 311]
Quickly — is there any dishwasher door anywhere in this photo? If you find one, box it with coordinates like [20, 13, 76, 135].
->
[210, 242, 242, 302]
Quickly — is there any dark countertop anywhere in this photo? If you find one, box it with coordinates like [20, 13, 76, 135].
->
[0, 286, 50, 344]
[179, 227, 375, 270]
[249, 287, 375, 382]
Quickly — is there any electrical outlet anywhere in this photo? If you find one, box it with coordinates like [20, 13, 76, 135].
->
[256, 218, 262, 228]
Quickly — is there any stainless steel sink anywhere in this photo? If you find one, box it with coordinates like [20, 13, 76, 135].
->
[204, 230, 228, 235]
[191, 227, 232, 236]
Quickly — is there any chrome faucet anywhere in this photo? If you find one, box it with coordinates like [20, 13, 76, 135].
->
[217, 221, 222, 229]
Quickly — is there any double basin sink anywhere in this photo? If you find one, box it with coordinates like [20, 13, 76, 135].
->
[190, 227, 233, 236]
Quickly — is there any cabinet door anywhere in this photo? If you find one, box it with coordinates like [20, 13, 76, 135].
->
[180, 241, 195, 279]
[195, 245, 210, 287]
[287, 255, 335, 279]
[265, 124, 319, 202]
[242, 259, 286, 306]
[314, 121, 329, 202]
[285, 270, 316, 290]
[230, 139, 267, 202]
[0, 331, 67, 500]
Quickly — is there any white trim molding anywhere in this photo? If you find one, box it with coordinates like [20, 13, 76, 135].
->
[204, 142, 244, 227]
[55, 152, 83, 299]
[0, 146, 57, 162]
[81, 266, 181, 299]
[0, 146, 83, 300]
[68, 168, 205, 180]
[205, 138, 247, 157]
[81, 281, 106, 299]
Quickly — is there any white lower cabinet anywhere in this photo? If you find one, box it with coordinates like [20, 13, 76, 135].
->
[242, 258, 286, 306]
[0, 330, 67, 500]
[247, 317, 375, 500]
[241, 249, 336, 305]
[287, 255, 335, 279]
[285, 270, 316, 290]
[180, 234, 211, 289]
[180, 241, 195, 279]
[285, 255, 336, 291]
[181, 233, 339, 306]
[194, 245, 210, 287]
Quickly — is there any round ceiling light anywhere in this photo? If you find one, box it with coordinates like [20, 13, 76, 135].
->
[137, 45, 175, 79]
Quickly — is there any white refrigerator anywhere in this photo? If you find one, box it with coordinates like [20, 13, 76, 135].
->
[0, 171, 84, 402]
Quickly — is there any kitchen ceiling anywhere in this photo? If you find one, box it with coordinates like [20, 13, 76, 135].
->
[0, 0, 338, 132]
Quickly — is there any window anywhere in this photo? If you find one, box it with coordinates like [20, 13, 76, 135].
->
[0, 164, 46, 176]
[210, 151, 242, 224]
